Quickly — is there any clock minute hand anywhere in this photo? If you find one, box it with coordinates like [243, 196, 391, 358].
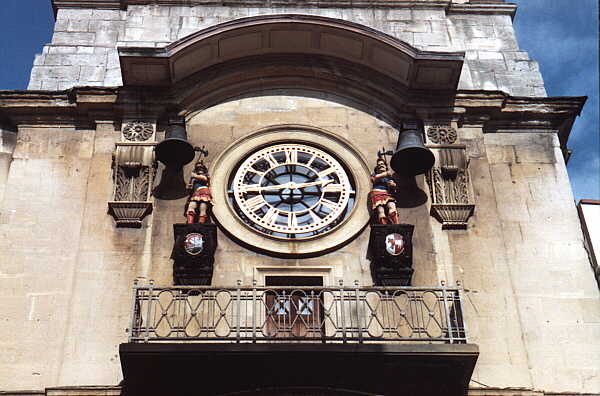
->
[245, 182, 293, 192]
[292, 179, 334, 189]
[242, 180, 332, 192]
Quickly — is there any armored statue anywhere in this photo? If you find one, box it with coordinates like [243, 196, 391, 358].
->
[370, 157, 399, 224]
[185, 160, 212, 224]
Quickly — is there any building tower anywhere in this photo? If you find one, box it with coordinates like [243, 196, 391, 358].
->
[0, 0, 598, 395]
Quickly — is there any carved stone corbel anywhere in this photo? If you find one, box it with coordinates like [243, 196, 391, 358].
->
[107, 121, 157, 228]
[424, 123, 475, 229]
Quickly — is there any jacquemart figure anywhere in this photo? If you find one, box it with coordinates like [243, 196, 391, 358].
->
[370, 157, 399, 224]
[185, 160, 212, 224]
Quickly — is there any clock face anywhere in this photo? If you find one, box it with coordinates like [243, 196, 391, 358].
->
[229, 143, 356, 239]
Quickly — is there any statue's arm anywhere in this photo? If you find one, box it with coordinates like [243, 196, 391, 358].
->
[371, 170, 392, 183]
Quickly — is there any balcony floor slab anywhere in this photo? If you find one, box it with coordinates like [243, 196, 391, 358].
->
[120, 342, 479, 396]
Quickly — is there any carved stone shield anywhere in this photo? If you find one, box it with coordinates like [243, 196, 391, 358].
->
[385, 233, 405, 256]
[184, 233, 204, 255]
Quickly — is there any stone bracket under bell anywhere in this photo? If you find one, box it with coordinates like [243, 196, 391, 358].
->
[368, 223, 415, 286]
[171, 223, 217, 286]
[423, 122, 476, 229]
[108, 122, 158, 228]
[107, 201, 153, 228]
[430, 203, 475, 230]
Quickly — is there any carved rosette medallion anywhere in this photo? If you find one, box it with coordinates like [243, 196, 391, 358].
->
[427, 125, 457, 144]
[122, 121, 154, 142]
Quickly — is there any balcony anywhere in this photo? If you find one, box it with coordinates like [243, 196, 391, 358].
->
[120, 283, 478, 396]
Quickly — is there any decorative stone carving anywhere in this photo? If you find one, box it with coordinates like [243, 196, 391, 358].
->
[426, 147, 475, 229]
[368, 224, 415, 286]
[122, 121, 154, 142]
[107, 202, 153, 228]
[108, 143, 157, 228]
[427, 124, 457, 145]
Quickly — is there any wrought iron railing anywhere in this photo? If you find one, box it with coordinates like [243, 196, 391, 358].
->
[128, 281, 468, 344]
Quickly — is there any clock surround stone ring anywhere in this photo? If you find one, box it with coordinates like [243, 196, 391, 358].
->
[209, 125, 371, 257]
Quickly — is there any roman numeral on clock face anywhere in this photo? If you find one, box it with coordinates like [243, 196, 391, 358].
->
[284, 148, 298, 164]
[320, 199, 338, 211]
[287, 212, 298, 228]
[308, 209, 321, 224]
[265, 154, 279, 168]
[318, 168, 335, 178]
[262, 207, 279, 225]
[323, 183, 344, 193]
[245, 195, 267, 212]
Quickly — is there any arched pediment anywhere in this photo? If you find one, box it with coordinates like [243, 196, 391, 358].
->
[118, 14, 464, 91]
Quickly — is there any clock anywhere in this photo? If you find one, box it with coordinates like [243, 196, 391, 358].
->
[209, 125, 370, 257]
[229, 144, 356, 239]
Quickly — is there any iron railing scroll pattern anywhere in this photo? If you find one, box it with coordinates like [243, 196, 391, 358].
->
[128, 283, 468, 344]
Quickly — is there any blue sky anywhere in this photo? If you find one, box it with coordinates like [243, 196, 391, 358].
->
[0, 0, 598, 200]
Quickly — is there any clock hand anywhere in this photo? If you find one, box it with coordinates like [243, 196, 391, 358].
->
[242, 179, 332, 192]
[291, 179, 334, 189]
[242, 182, 294, 192]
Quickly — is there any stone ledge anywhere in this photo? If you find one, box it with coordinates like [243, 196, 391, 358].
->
[2, 386, 597, 396]
[51, 0, 515, 14]
[0, 89, 586, 147]
[448, 3, 517, 20]
[120, 343, 479, 396]
[0, 387, 121, 396]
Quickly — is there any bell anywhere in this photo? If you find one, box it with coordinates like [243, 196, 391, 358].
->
[153, 120, 196, 200]
[155, 122, 196, 167]
[390, 121, 435, 176]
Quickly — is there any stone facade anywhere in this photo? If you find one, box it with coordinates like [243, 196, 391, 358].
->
[0, 0, 598, 395]
[29, 1, 545, 96]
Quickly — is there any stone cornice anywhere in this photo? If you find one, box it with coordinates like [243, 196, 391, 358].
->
[51, 0, 514, 15]
[0, 88, 585, 148]
[455, 91, 587, 117]
[0, 88, 118, 127]
[448, 2, 517, 20]
[52, 0, 124, 15]
[455, 90, 587, 149]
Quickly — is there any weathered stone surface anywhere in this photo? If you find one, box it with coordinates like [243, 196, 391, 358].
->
[5, 2, 598, 396]
[27, 3, 546, 96]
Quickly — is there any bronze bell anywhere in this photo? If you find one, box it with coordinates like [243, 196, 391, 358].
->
[153, 119, 196, 200]
[390, 121, 435, 176]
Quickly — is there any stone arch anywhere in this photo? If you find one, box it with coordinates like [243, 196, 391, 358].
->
[119, 14, 464, 125]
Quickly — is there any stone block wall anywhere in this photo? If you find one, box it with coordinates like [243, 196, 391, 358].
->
[28, 3, 546, 96]
[3, 1, 598, 395]
[1, 95, 598, 393]
[447, 130, 600, 392]
[0, 126, 17, 203]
